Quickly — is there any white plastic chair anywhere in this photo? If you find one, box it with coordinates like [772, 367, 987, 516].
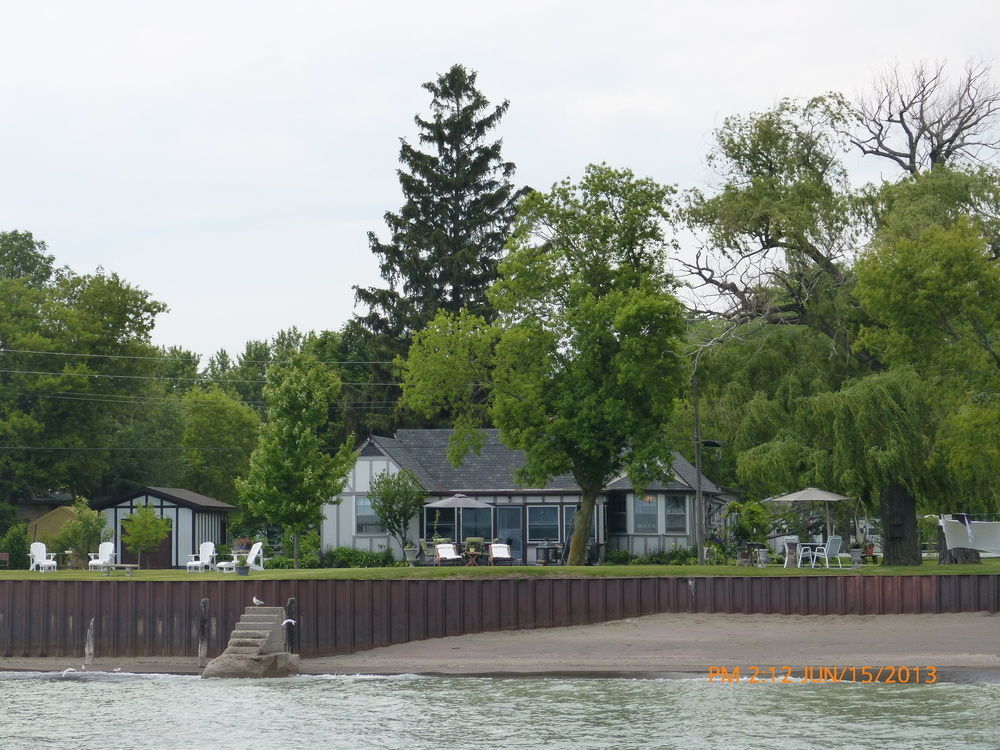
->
[88, 541, 116, 571]
[186, 541, 216, 572]
[29, 542, 57, 572]
[811, 535, 844, 568]
[433, 543, 463, 565]
[217, 541, 265, 572]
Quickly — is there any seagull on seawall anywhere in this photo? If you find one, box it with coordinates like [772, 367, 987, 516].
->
[252, 595, 264, 607]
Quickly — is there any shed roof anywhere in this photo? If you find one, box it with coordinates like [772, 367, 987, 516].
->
[93, 486, 235, 512]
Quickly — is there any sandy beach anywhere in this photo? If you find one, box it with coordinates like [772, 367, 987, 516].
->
[3, 611, 998, 680]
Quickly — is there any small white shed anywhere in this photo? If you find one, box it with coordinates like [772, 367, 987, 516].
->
[93, 486, 235, 568]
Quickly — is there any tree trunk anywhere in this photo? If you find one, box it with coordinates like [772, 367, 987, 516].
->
[568, 489, 599, 566]
[879, 481, 921, 566]
[937, 526, 981, 564]
[293, 532, 300, 569]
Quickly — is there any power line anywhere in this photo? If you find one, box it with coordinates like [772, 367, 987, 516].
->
[2, 388, 399, 409]
[0, 347, 393, 365]
[0, 368, 402, 386]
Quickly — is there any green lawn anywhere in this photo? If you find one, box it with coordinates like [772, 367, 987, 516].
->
[1, 557, 997, 582]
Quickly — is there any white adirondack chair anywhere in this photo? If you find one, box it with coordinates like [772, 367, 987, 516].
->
[88, 541, 116, 571]
[186, 541, 216, 572]
[29, 542, 57, 572]
[217, 541, 265, 572]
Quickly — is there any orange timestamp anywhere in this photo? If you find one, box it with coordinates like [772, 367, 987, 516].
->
[707, 665, 938, 684]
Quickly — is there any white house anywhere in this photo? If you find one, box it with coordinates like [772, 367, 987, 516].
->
[321, 429, 732, 563]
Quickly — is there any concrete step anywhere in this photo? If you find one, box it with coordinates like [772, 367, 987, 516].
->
[225, 645, 266, 655]
[229, 636, 267, 647]
[231, 629, 270, 639]
[245, 606, 284, 615]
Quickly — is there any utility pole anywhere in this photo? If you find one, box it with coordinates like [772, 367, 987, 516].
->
[693, 367, 705, 564]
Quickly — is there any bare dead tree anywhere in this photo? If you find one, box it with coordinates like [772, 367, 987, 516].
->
[850, 60, 1000, 174]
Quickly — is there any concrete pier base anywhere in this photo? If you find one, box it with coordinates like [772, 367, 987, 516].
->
[201, 605, 299, 679]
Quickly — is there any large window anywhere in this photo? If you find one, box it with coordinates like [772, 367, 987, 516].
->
[665, 496, 687, 533]
[633, 494, 658, 533]
[563, 505, 596, 543]
[426, 507, 456, 540]
[461, 508, 492, 540]
[527, 505, 559, 542]
[355, 496, 384, 534]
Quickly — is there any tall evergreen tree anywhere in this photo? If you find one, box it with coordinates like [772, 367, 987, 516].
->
[355, 63, 527, 361]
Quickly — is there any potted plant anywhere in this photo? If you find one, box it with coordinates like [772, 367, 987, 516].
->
[403, 541, 418, 567]
[234, 553, 250, 576]
[232, 537, 252, 553]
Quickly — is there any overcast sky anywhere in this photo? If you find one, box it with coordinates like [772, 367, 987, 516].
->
[2, 1, 996, 360]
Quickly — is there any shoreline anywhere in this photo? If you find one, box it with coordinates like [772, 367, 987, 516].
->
[3, 612, 998, 681]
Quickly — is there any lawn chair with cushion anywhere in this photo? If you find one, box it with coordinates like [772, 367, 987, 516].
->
[487, 542, 514, 566]
[88, 541, 117, 571]
[433, 543, 463, 566]
[29, 542, 57, 572]
[418, 539, 436, 564]
[186, 541, 216, 572]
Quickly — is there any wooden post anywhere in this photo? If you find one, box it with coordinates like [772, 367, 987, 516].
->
[198, 597, 209, 668]
[284, 597, 297, 653]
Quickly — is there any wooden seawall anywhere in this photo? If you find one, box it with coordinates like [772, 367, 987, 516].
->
[1, 575, 998, 659]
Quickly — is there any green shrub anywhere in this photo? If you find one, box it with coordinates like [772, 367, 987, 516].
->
[264, 555, 295, 569]
[603, 548, 634, 565]
[279, 528, 321, 568]
[320, 546, 395, 568]
[0, 523, 30, 569]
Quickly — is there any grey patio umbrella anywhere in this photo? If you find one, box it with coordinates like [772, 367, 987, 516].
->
[763, 487, 853, 536]
[763, 488, 852, 504]
[424, 493, 492, 509]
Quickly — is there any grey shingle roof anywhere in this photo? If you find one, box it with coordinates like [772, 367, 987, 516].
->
[363, 429, 720, 496]
[95, 486, 235, 511]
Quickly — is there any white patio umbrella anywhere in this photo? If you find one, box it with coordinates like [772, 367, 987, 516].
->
[763, 487, 852, 537]
[424, 493, 492, 509]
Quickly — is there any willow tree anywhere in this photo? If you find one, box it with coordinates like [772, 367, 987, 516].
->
[402, 165, 687, 565]
[236, 354, 357, 567]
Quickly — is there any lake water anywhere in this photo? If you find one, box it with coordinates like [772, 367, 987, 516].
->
[1, 671, 997, 749]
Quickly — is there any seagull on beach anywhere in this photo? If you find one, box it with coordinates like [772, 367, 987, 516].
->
[252, 595, 264, 607]
[281, 619, 296, 627]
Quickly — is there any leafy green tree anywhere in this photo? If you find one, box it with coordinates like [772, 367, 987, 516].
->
[0, 522, 30, 569]
[236, 354, 357, 567]
[121, 502, 171, 568]
[49, 497, 114, 568]
[180, 387, 260, 505]
[368, 469, 428, 551]
[402, 165, 687, 565]
[0, 234, 169, 502]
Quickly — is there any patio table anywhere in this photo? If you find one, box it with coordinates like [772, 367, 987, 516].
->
[464, 549, 480, 566]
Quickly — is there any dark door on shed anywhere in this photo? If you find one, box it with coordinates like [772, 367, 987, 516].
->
[119, 520, 173, 569]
